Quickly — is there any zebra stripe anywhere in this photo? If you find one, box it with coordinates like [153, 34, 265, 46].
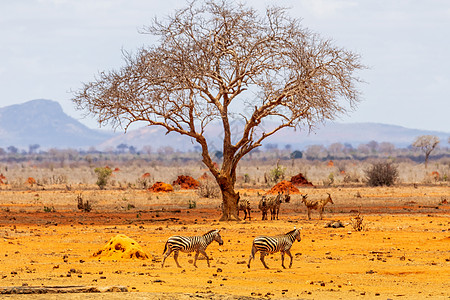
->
[162, 229, 223, 268]
[248, 227, 301, 269]
[237, 199, 251, 220]
[260, 192, 290, 220]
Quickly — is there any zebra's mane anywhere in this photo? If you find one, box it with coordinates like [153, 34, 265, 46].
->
[285, 228, 298, 235]
[203, 229, 218, 236]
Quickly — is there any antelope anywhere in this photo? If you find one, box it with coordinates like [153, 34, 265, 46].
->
[301, 193, 334, 220]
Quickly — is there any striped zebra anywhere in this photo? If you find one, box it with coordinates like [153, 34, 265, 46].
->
[268, 192, 291, 220]
[237, 199, 251, 220]
[247, 227, 301, 269]
[161, 229, 223, 268]
[258, 196, 269, 220]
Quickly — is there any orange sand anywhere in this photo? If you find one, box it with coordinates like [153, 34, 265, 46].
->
[0, 186, 449, 299]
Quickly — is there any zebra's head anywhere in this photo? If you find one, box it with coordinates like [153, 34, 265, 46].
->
[213, 229, 224, 246]
[289, 226, 302, 242]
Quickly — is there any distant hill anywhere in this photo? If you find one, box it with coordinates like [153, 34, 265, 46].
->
[0, 99, 114, 149]
[261, 122, 449, 149]
[0, 99, 448, 151]
[99, 120, 449, 151]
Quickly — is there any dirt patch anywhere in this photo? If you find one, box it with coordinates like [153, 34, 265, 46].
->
[172, 175, 200, 190]
[148, 182, 174, 192]
[267, 180, 300, 194]
[290, 173, 314, 187]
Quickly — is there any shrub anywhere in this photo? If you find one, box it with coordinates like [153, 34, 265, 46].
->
[350, 212, 365, 231]
[197, 179, 220, 199]
[365, 162, 399, 187]
[77, 194, 92, 212]
[188, 200, 197, 209]
[43, 206, 56, 213]
[268, 164, 285, 183]
[94, 167, 113, 189]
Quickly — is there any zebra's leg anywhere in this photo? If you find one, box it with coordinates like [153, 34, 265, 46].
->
[260, 252, 269, 269]
[198, 249, 210, 267]
[281, 251, 286, 269]
[243, 209, 247, 220]
[286, 249, 294, 268]
[193, 251, 199, 267]
[319, 208, 323, 220]
[248, 209, 251, 220]
[276, 208, 279, 220]
[248, 244, 257, 268]
[307, 208, 311, 220]
[173, 250, 182, 268]
[161, 247, 173, 268]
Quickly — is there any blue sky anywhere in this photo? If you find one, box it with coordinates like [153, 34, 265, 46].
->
[1, 0, 449, 132]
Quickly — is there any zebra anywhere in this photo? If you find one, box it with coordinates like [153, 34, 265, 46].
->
[161, 229, 223, 268]
[247, 227, 301, 269]
[268, 192, 290, 220]
[301, 193, 334, 220]
[258, 196, 269, 220]
[237, 199, 251, 220]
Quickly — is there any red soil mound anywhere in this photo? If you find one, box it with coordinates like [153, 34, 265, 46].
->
[199, 172, 210, 180]
[290, 173, 314, 187]
[267, 180, 300, 194]
[172, 175, 200, 189]
[148, 182, 173, 193]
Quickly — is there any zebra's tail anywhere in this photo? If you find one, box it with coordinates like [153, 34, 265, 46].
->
[248, 242, 257, 268]
[250, 241, 258, 258]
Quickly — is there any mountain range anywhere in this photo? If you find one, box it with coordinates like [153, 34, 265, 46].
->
[0, 99, 113, 149]
[0, 99, 448, 151]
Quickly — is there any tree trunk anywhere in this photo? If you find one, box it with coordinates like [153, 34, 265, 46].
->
[217, 177, 240, 221]
[220, 188, 240, 221]
[425, 153, 430, 169]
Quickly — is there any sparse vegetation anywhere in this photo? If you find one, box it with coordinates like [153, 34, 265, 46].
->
[365, 162, 399, 187]
[76, 193, 92, 212]
[197, 179, 220, 199]
[268, 163, 286, 184]
[350, 212, 365, 231]
[43, 206, 56, 213]
[94, 167, 113, 190]
[188, 200, 197, 209]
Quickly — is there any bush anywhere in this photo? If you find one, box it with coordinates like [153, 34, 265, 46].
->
[94, 167, 113, 189]
[268, 164, 285, 183]
[197, 179, 220, 199]
[365, 162, 399, 186]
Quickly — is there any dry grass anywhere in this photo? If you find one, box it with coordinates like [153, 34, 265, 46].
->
[1, 159, 448, 192]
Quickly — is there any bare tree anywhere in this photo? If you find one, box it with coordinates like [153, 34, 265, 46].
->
[412, 135, 440, 168]
[72, 0, 364, 220]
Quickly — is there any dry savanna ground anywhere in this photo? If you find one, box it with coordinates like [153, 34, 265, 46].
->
[0, 184, 449, 299]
